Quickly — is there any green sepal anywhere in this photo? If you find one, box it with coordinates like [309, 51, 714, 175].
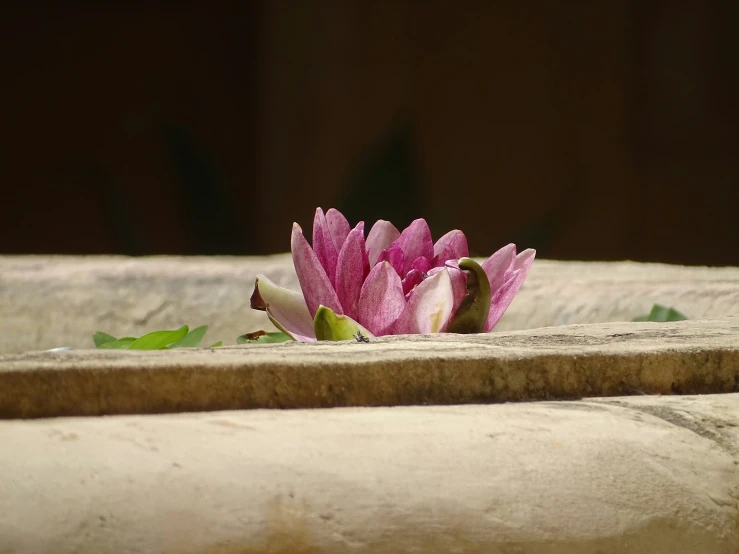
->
[446, 257, 492, 334]
[313, 305, 374, 341]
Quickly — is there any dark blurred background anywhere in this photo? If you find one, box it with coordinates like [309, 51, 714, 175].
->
[1, 2, 737, 264]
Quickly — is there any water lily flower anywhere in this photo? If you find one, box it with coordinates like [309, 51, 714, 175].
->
[250, 208, 535, 341]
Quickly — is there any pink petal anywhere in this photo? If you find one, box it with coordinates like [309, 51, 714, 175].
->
[378, 246, 404, 277]
[335, 223, 366, 320]
[357, 261, 406, 336]
[485, 248, 536, 331]
[410, 256, 432, 274]
[432, 230, 469, 266]
[312, 208, 339, 287]
[445, 264, 468, 318]
[482, 243, 517, 292]
[366, 220, 400, 266]
[401, 269, 425, 295]
[250, 275, 316, 342]
[358, 221, 370, 279]
[391, 218, 434, 275]
[514, 248, 536, 271]
[348, 220, 370, 279]
[405, 264, 465, 308]
[393, 269, 454, 335]
[292, 222, 343, 318]
[326, 208, 351, 253]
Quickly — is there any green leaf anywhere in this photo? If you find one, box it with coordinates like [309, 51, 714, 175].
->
[93, 325, 222, 350]
[633, 304, 688, 323]
[236, 330, 293, 344]
[128, 326, 189, 350]
[208, 341, 223, 348]
[93, 331, 117, 348]
[168, 325, 208, 348]
[97, 337, 137, 349]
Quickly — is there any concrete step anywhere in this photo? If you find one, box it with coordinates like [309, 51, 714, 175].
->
[1, 255, 738, 353]
[2, 256, 738, 552]
[1, 395, 737, 553]
[1, 318, 737, 419]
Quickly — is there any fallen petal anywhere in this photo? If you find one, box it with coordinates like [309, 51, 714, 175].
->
[485, 248, 536, 331]
[250, 275, 316, 342]
[312, 208, 339, 286]
[366, 220, 400, 265]
[313, 305, 376, 341]
[391, 218, 434, 274]
[432, 229, 469, 266]
[325, 208, 351, 253]
[292, 223, 343, 318]
[482, 243, 517, 292]
[357, 261, 406, 335]
[393, 269, 454, 334]
[335, 223, 366, 319]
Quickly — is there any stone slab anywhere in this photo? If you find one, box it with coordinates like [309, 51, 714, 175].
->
[1, 394, 737, 553]
[0, 255, 286, 354]
[1, 255, 738, 353]
[1, 318, 737, 419]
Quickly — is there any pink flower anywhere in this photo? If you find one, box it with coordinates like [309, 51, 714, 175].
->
[250, 208, 535, 341]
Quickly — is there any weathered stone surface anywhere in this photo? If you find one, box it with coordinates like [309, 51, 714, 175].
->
[1, 318, 737, 419]
[0, 255, 285, 354]
[1, 394, 737, 553]
[1, 255, 738, 353]
[499, 259, 739, 331]
[2, 257, 738, 552]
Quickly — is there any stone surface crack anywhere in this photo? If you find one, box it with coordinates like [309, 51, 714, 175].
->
[133, 301, 171, 326]
[596, 400, 738, 457]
